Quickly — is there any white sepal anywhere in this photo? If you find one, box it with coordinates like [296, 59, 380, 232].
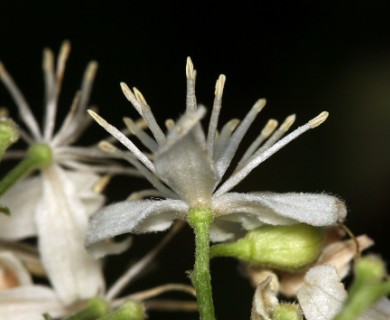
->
[0, 285, 69, 320]
[86, 199, 188, 251]
[297, 265, 347, 320]
[213, 192, 346, 227]
[35, 165, 104, 305]
[0, 177, 40, 240]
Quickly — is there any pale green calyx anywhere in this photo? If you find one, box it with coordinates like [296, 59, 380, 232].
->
[0, 118, 19, 157]
[210, 224, 325, 271]
[272, 304, 302, 320]
[27, 143, 53, 169]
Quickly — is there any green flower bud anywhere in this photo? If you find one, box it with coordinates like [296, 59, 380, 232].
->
[64, 298, 109, 320]
[27, 143, 53, 169]
[272, 303, 302, 320]
[0, 118, 19, 158]
[101, 300, 145, 320]
[210, 224, 325, 271]
[0, 143, 53, 199]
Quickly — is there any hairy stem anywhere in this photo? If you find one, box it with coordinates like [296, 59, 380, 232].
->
[187, 207, 215, 320]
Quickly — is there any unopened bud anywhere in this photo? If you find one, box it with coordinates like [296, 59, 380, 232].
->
[210, 224, 325, 271]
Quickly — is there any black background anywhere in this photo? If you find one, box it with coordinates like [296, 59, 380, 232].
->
[1, 1, 389, 319]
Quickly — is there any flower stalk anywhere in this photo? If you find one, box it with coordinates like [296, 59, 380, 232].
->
[0, 143, 52, 197]
[187, 207, 216, 320]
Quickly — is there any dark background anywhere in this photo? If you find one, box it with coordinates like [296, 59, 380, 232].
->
[1, 1, 389, 319]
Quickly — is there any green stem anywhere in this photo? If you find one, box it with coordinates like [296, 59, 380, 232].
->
[64, 298, 109, 320]
[0, 143, 52, 197]
[187, 207, 215, 320]
[100, 300, 144, 320]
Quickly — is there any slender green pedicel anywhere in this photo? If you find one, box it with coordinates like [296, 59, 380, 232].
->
[187, 207, 216, 320]
[0, 143, 52, 198]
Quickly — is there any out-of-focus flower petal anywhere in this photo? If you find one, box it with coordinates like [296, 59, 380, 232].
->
[65, 170, 105, 215]
[35, 164, 104, 305]
[86, 199, 188, 252]
[0, 285, 69, 320]
[0, 251, 32, 289]
[155, 106, 218, 207]
[251, 276, 279, 320]
[213, 192, 346, 227]
[297, 265, 347, 320]
[0, 177, 40, 240]
[209, 219, 246, 242]
[359, 298, 390, 320]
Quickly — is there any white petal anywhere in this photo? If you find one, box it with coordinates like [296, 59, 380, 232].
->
[213, 192, 346, 227]
[86, 199, 188, 254]
[297, 265, 347, 320]
[35, 165, 104, 305]
[209, 220, 246, 242]
[155, 107, 218, 207]
[0, 177, 41, 240]
[65, 170, 105, 216]
[359, 298, 390, 320]
[0, 251, 32, 288]
[0, 285, 69, 320]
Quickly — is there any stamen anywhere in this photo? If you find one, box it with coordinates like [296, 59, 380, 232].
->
[93, 174, 112, 193]
[51, 91, 81, 147]
[0, 62, 41, 140]
[215, 112, 329, 196]
[105, 222, 184, 301]
[215, 99, 266, 178]
[88, 110, 156, 173]
[98, 140, 176, 198]
[165, 119, 175, 130]
[78, 61, 98, 116]
[120, 83, 166, 145]
[125, 283, 196, 302]
[236, 119, 278, 170]
[207, 74, 226, 157]
[186, 57, 197, 111]
[55, 40, 71, 92]
[42, 48, 57, 141]
[213, 119, 240, 160]
[132, 87, 166, 145]
[123, 117, 158, 152]
[257, 114, 296, 153]
[308, 111, 329, 128]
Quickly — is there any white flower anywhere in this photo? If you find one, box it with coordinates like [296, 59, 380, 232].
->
[0, 41, 128, 304]
[86, 57, 347, 251]
[297, 264, 390, 320]
[0, 251, 71, 320]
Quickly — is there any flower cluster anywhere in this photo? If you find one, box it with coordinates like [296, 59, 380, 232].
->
[1, 45, 388, 320]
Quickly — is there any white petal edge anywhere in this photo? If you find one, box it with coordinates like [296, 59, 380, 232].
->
[0, 251, 32, 287]
[35, 165, 104, 305]
[212, 192, 346, 227]
[358, 298, 390, 320]
[0, 285, 69, 320]
[0, 176, 41, 240]
[297, 265, 347, 320]
[86, 199, 188, 255]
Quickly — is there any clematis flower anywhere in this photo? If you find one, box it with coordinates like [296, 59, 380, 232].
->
[0, 251, 71, 320]
[0, 225, 197, 320]
[0, 41, 134, 305]
[86, 57, 347, 251]
[297, 264, 390, 320]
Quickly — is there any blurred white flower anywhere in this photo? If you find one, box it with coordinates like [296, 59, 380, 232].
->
[0, 41, 129, 305]
[0, 251, 71, 320]
[86, 57, 347, 251]
[297, 264, 390, 320]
